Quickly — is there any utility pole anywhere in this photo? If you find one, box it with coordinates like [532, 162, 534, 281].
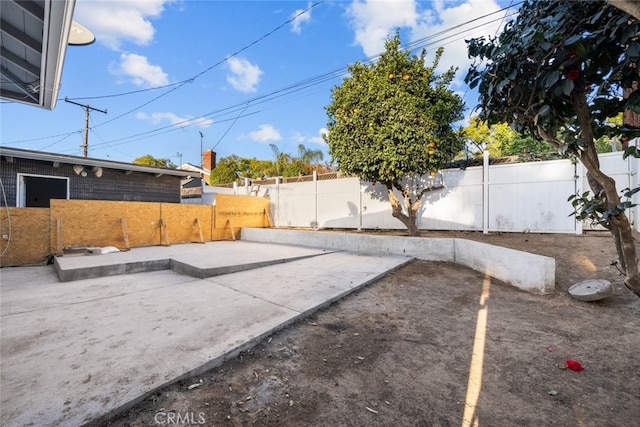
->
[177, 152, 183, 169]
[199, 131, 204, 167]
[65, 98, 107, 158]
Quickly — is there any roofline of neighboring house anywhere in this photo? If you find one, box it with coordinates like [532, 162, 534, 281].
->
[180, 163, 211, 174]
[0, 146, 193, 178]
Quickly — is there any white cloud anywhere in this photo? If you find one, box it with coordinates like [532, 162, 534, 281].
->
[249, 125, 282, 143]
[411, 0, 506, 75]
[292, 131, 306, 143]
[112, 53, 169, 87]
[346, 0, 506, 76]
[136, 112, 212, 128]
[312, 128, 329, 145]
[74, 0, 176, 50]
[346, 0, 418, 57]
[294, 128, 328, 145]
[226, 57, 263, 93]
[291, 2, 313, 34]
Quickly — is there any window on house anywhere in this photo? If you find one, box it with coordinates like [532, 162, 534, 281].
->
[17, 174, 69, 207]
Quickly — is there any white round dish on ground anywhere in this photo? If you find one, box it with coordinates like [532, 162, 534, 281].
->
[568, 279, 612, 301]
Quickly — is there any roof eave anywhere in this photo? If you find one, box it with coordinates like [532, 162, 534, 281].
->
[40, 0, 76, 110]
[0, 146, 193, 177]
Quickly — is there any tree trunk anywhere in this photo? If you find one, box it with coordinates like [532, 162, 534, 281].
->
[586, 172, 627, 272]
[608, 0, 640, 20]
[385, 185, 420, 236]
[571, 92, 640, 296]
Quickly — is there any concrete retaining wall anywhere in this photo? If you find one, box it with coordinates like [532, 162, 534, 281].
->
[453, 239, 555, 294]
[241, 228, 556, 295]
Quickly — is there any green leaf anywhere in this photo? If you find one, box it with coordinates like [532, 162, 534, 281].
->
[496, 79, 510, 93]
[543, 71, 560, 89]
[623, 187, 640, 197]
[563, 34, 582, 46]
[559, 79, 574, 96]
[538, 104, 551, 117]
[623, 146, 640, 159]
[626, 42, 640, 61]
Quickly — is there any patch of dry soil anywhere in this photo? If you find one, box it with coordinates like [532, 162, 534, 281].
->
[103, 231, 640, 427]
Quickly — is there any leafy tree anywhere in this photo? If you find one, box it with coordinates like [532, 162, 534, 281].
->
[269, 144, 290, 177]
[463, 116, 559, 159]
[132, 154, 176, 169]
[465, 0, 640, 296]
[209, 148, 325, 184]
[506, 135, 559, 160]
[268, 143, 324, 177]
[246, 158, 273, 179]
[325, 33, 464, 235]
[463, 117, 517, 156]
[296, 144, 324, 165]
[209, 155, 241, 184]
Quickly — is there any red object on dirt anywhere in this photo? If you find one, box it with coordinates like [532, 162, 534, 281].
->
[565, 360, 584, 372]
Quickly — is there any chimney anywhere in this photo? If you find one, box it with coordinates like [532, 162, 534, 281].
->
[202, 150, 216, 170]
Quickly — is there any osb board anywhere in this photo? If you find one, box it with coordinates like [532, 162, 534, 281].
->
[212, 226, 241, 241]
[0, 208, 50, 267]
[215, 194, 270, 229]
[160, 203, 213, 244]
[50, 200, 161, 250]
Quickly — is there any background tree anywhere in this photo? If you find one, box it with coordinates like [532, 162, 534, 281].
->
[209, 155, 242, 184]
[209, 148, 328, 185]
[268, 143, 325, 177]
[465, 0, 640, 296]
[132, 154, 176, 169]
[269, 144, 290, 177]
[325, 33, 464, 235]
[246, 158, 273, 179]
[296, 144, 324, 165]
[462, 116, 558, 159]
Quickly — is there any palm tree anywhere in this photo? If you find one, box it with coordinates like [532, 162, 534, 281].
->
[269, 144, 290, 176]
[296, 144, 324, 164]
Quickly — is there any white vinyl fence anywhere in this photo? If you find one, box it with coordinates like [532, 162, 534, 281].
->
[203, 151, 638, 234]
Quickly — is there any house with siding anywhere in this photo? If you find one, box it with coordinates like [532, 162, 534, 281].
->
[0, 147, 192, 207]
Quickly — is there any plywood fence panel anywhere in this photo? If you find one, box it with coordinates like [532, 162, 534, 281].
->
[215, 194, 270, 237]
[160, 203, 213, 243]
[3, 197, 272, 266]
[0, 208, 50, 266]
[50, 200, 161, 249]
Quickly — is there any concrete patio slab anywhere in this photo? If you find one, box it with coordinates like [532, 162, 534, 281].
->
[0, 242, 411, 426]
[210, 251, 408, 314]
[54, 241, 336, 282]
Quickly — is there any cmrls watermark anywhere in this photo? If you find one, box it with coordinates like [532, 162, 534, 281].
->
[154, 411, 206, 425]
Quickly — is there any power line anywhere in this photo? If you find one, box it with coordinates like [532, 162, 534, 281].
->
[7, 1, 519, 154]
[63, 1, 324, 104]
[212, 104, 250, 151]
[80, 1, 324, 133]
[93, 3, 519, 150]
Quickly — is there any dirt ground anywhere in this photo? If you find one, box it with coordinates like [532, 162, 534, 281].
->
[103, 230, 640, 427]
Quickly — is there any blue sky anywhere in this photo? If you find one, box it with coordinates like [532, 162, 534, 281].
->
[1, 0, 516, 167]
